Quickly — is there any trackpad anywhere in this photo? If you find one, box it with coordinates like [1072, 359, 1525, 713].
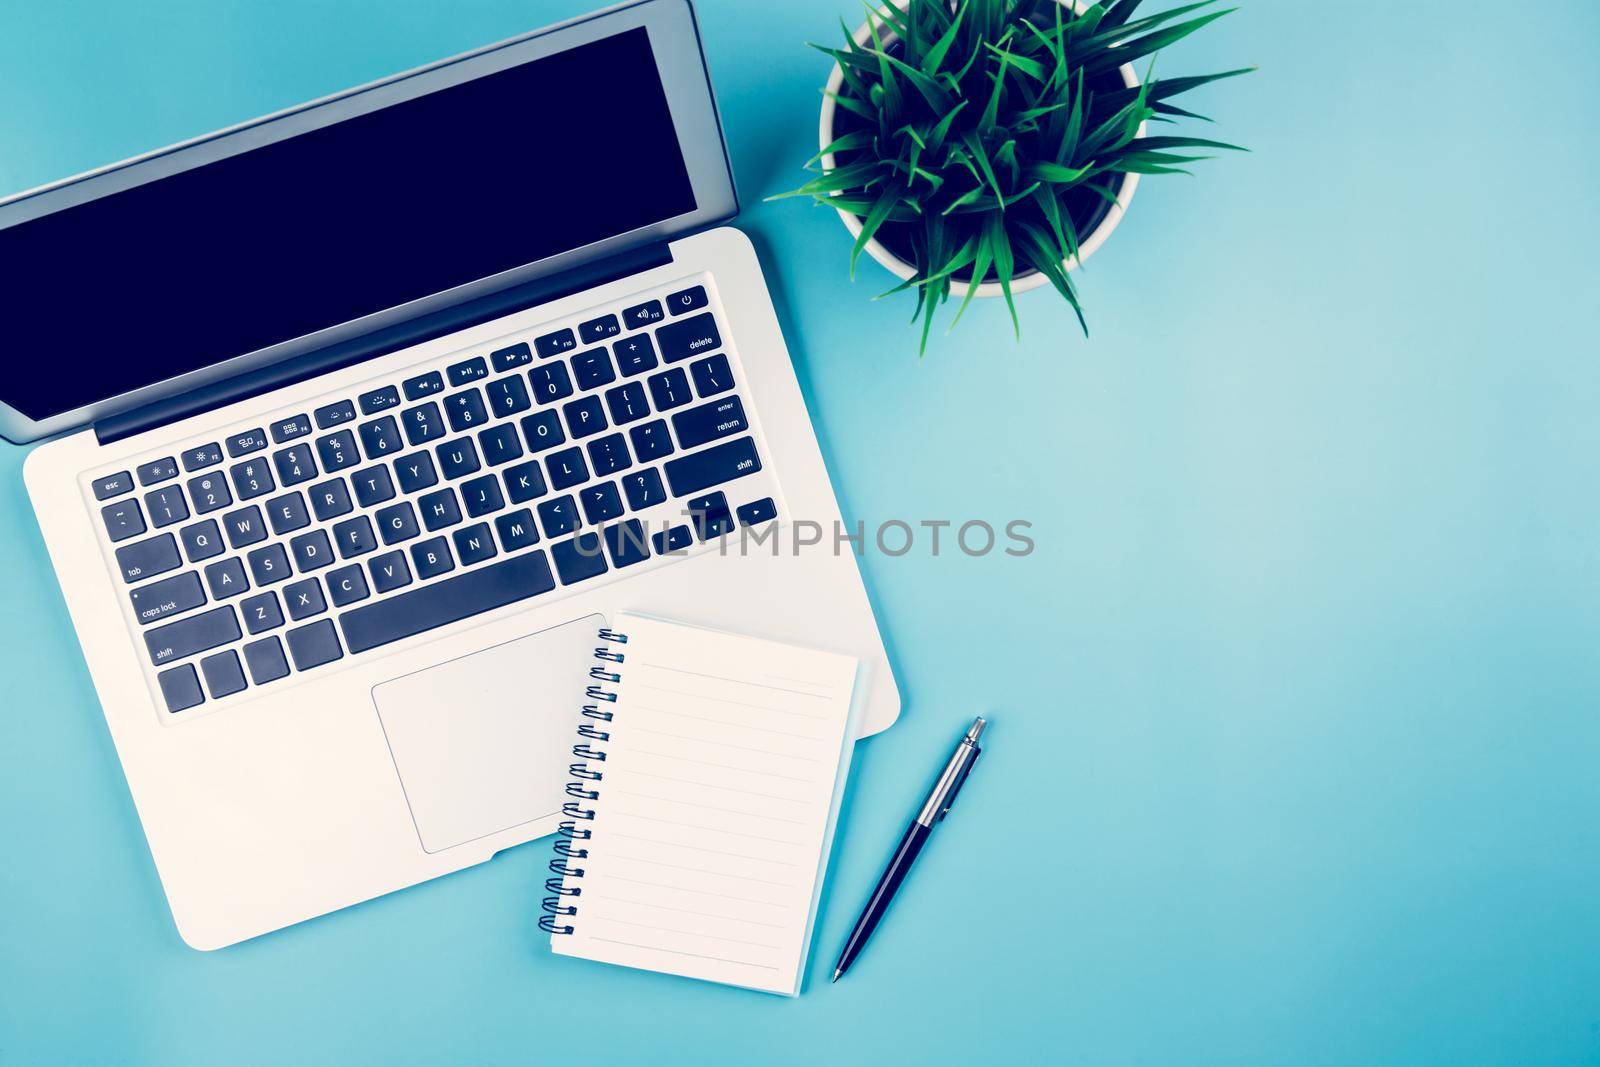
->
[373, 615, 601, 854]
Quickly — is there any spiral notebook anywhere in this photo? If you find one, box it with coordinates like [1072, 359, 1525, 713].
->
[539, 613, 861, 995]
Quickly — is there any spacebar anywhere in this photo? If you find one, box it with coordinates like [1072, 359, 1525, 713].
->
[339, 551, 556, 654]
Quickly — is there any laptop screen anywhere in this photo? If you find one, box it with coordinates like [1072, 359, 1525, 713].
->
[0, 26, 697, 422]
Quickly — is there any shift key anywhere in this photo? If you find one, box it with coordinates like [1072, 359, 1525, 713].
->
[145, 605, 241, 666]
[664, 436, 762, 497]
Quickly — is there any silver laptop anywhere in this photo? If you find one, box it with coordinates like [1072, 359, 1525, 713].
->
[10, 0, 899, 949]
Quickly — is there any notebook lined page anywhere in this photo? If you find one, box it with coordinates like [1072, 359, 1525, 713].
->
[551, 613, 860, 995]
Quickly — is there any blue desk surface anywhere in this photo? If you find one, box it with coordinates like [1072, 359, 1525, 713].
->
[4, 1, 1599, 1063]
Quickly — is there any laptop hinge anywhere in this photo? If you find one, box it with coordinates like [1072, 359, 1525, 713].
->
[95, 242, 673, 445]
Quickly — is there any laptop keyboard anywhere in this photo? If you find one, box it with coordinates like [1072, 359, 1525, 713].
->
[87, 276, 782, 717]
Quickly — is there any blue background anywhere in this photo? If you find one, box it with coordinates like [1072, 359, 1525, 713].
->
[3, 1, 1599, 1063]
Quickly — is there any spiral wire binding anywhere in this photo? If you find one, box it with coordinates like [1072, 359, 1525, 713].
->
[539, 627, 630, 935]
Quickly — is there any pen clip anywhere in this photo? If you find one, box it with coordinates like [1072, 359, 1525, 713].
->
[935, 747, 979, 821]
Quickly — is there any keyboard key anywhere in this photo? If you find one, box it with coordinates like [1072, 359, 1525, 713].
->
[286, 619, 343, 670]
[651, 524, 693, 554]
[246, 543, 293, 587]
[93, 471, 133, 500]
[447, 356, 489, 386]
[664, 436, 762, 497]
[284, 577, 327, 620]
[737, 497, 778, 526]
[103, 499, 148, 545]
[538, 495, 579, 538]
[341, 550, 555, 654]
[535, 328, 577, 358]
[272, 444, 318, 486]
[326, 564, 370, 607]
[477, 423, 523, 466]
[486, 376, 532, 418]
[622, 468, 666, 511]
[115, 532, 181, 583]
[629, 420, 674, 462]
[604, 381, 650, 426]
[332, 515, 378, 558]
[673, 396, 748, 449]
[270, 415, 311, 443]
[579, 314, 621, 344]
[613, 333, 658, 377]
[358, 416, 403, 459]
[143, 486, 187, 529]
[359, 385, 401, 415]
[519, 410, 566, 452]
[491, 342, 533, 373]
[418, 487, 463, 531]
[529, 362, 574, 405]
[551, 532, 607, 585]
[241, 591, 284, 634]
[266, 491, 311, 534]
[546, 446, 589, 491]
[158, 664, 205, 713]
[201, 649, 247, 699]
[402, 402, 445, 446]
[647, 367, 692, 411]
[243, 637, 290, 685]
[137, 457, 179, 485]
[129, 571, 206, 625]
[461, 475, 505, 518]
[368, 549, 413, 593]
[666, 284, 708, 315]
[395, 452, 439, 494]
[374, 500, 420, 545]
[587, 433, 631, 477]
[603, 519, 651, 568]
[146, 605, 240, 666]
[313, 431, 358, 472]
[314, 400, 357, 429]
[563, 395, 607, 439]
[179, 518, 225, 562]
[351, 465, 395, 507]
[203, 556, 250, 599]
[289, 529, 335, 572]
[503, 459, 548, 503]
[436, 439, 481, 480]
[403, 370, 445, 400]
[622, 299, 664, 329]
[187, 473, 232, 515]
[572, 348, 616, 391]
[444, 390, 489, 434]
[222, 505, 268, 549]
[308, 479, 353, 522]
[658, 312, 720, 363]
[410, 536, 455, 579]
[690, 353, 734, 398]
[688, 491, 736, 540]
[183, 442, 224, 471]
[226, 428, 268, 458]
[452, 522, 498, 566]
[229, 458, 275, 500]
[494, 509, 540, 552]
[579, 482, 624, 524]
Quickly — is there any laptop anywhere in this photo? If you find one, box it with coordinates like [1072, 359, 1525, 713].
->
[9, 0, 899, 949]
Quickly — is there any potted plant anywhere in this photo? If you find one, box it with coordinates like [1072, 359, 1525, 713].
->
[775, 0, 1250, 351]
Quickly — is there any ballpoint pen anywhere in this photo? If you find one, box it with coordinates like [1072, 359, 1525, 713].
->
[831, 716, 986, 982]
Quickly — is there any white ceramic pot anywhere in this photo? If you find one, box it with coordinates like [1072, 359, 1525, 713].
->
[818, 0, 1144, 298]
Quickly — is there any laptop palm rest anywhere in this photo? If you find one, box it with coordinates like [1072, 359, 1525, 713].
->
[372, 614, 601, 854]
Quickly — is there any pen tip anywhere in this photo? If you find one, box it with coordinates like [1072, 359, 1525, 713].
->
[831, 970, 843, 983]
